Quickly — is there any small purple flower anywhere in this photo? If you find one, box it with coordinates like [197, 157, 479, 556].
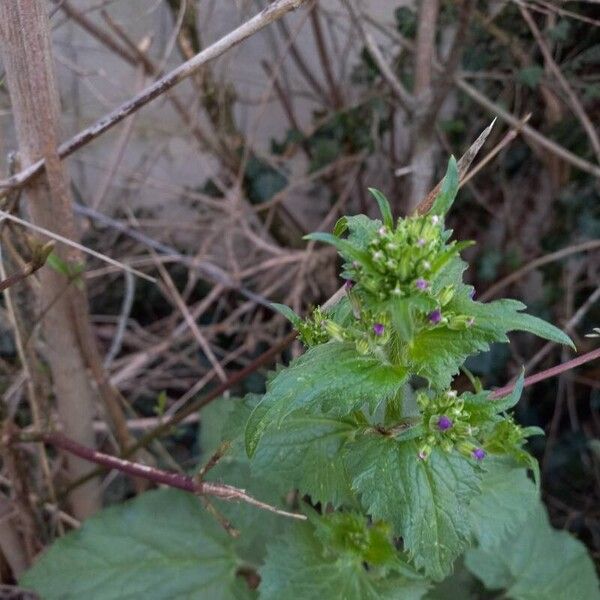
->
[428, 309, 442, 324]
[344, 280, 354, 291]
[415, 278, 429, 291]
[373, 323, 385, 336]
[437, 415, 453, 431]
[416, 238, 426, 247]
[472, 448, 486, 461]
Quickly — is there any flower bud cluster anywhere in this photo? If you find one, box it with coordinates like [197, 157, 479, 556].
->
[298, 214, 475, 356]
[297, 307, 330, 346]
[346, 215, 475, 333]
[350, 215, 445, 302]
[484, 418, 528, 455]
[416, 389, 486, 462]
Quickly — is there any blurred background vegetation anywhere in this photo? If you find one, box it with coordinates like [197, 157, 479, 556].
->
[0, 0, 599, 584]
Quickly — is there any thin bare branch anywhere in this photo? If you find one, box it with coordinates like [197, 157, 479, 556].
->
[480, 239, 600, 301]
[343, 0, 414, 110]
[490, 347, 600, 399]
[0, 0, 309, 196]
[0, 209, 155, 283]
[518, 3, 600, 164]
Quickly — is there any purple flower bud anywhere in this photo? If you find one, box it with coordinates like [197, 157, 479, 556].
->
[344, 280, 354, 291]
[415, 278, 429, 291]
[416, 238, 426, 248]
[373, 323, 385, 336]
[428, 309, 442, 324]
[472, 448, 486, 461]
[437, 415, 453, 431]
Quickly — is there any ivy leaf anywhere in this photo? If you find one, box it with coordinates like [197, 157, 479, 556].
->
[468, 458, 538, 549]
[465, 504, 600, 600]
[259, 520, 429, 600]
[518, 65, 544, 89]
[21, 489, 253, 600]
[345, 437, 481, 580]
[245, 342, 408, 457]
[368, 188, 394, 229]
[429, 156, 458, 217]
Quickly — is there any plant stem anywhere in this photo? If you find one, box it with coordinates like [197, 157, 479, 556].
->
[10, 430, 305, 521]
[490, 347, 600, 399]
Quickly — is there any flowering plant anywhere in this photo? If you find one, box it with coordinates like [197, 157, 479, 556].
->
[22, 159, 599, 600]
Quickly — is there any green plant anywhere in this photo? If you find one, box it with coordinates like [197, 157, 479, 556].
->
[21, 159, 599, 599]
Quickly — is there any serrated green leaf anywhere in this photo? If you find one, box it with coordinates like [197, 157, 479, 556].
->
[245, 342, 407, 457]
[21, 489, 253, 600]
[270, 302, 302, 327]
[409, 298, 574, 388]
[368, 188, 394, 229]
[429, 157, 458, 217]
[408, 326, 494, 389]
[259, 520, 429, 600]
[345, 437, 481, 580]
[501, 309, 575, 349]
[252, 411, 357, 507]
[454, 297, 574, 349]
[489, 369, 524, 413]
[345, 214, 382, 250]
[304, 232, 374, 269]
[468, 458, 538, 550]
[465, 503, 600, 600]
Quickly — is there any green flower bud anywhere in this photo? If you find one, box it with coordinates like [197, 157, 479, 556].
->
[438, 285, 455, 306]
[324, 320, 345, 342]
